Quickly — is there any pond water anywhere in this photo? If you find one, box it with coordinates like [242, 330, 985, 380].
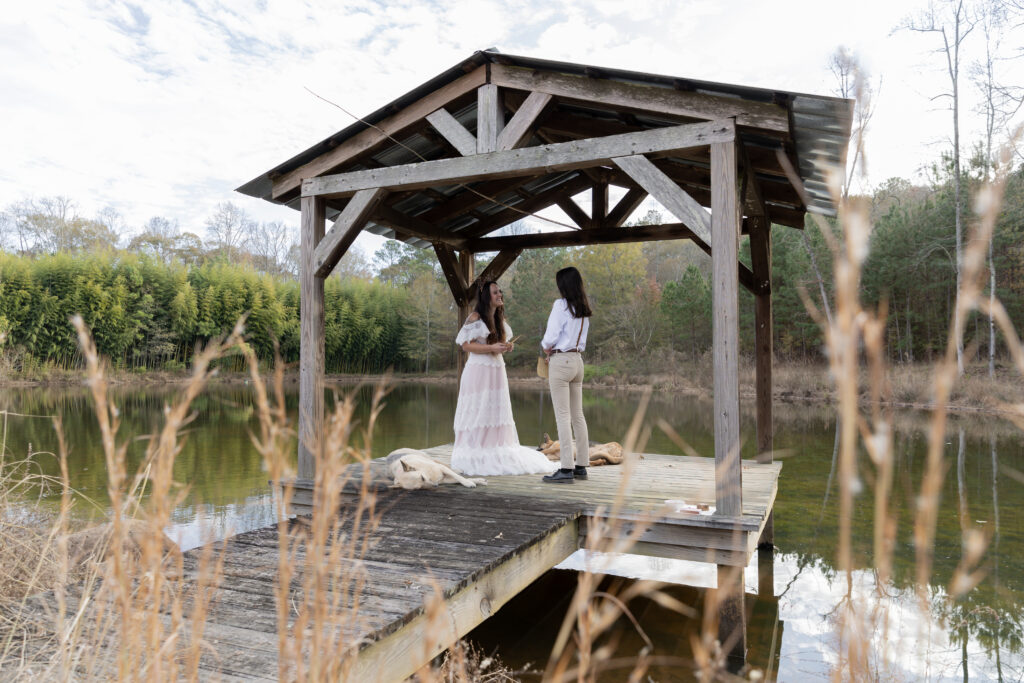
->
[1, 381, 1021, 681]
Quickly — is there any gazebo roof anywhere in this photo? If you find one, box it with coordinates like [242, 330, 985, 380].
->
[237, 49, 853, 248]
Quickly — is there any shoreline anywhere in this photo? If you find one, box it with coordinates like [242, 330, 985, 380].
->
[2, 364, 1021, 417]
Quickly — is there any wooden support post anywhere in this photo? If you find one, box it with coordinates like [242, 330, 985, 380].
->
[457, 250, 475, 377]
[716, 565, 747, 667]
[299, 196, 326, 480]
[750, 215, 774, 549]
[711, 139, 742, 517]
[476, 84, 503, 154]
[590, 180, 608, 229]
[758, 537, 775, 597]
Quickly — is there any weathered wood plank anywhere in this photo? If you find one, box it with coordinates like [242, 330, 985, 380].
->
[434, 243, 469, 308]
[490, 63, 789, 132]
[272, 66, 486, 199]
[711, 140, 742, 518]
[350, 521, 578, 682]
[556, 196, 590, 229]
[299, 196, 325, 480]
[418, 177, 533, 224]
[453, 175, 592, 239]
[605, 187, 647, 227]
[465, 222, 697, 251]
[495, 91, 551, 151]
[476, 84, 503, 154]
[470, 249, 521, 301]
[613, 154, 712, 244]
[590, 180, 608, 229]
[314, 188, 386, 277]
[302, 120, 735, 198]
[371, 203, 445, 242]
[750, 215, 773, 464]
[426, 107, 478, 156]
[717, 565, 747, 662]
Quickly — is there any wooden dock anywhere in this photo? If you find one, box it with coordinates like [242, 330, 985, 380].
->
[18, 446, 780, 681]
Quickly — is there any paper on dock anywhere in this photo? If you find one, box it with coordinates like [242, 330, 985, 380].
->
[664, 499, 715, 516]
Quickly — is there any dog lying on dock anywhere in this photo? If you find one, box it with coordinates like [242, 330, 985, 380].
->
[385, 448, 487, 490]
[537, 434, 624, 465]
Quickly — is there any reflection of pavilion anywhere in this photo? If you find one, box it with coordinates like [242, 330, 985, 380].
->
[235, 50, 850, 676]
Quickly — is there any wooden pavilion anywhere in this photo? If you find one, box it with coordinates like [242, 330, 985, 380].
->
[238, 49, 852, 665]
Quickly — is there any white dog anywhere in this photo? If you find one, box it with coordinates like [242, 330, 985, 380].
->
[385, 448, 487, 490]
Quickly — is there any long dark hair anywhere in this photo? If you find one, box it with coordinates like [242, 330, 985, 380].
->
[555, 267, 592, 318]
[473, 280, 506, 343]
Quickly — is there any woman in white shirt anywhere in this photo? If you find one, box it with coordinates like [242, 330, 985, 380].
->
[540, 267, 592, 484]
[451, 281, 558, 477]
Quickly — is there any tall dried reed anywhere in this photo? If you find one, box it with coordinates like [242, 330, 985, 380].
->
[805, 123, 1023, 678]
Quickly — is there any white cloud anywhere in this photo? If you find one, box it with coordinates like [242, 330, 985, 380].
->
[2, 0, 1022, 251]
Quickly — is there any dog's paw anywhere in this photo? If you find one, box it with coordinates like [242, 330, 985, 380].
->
[470, 478, 487, 486]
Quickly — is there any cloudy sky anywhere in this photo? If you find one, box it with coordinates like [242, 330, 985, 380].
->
[2, 0, 1022, 256]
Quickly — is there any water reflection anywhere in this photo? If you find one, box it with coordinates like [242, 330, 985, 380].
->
[2, 382, 1022, 679]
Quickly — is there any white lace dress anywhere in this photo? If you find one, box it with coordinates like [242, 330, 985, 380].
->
[451, 319, 558, 476]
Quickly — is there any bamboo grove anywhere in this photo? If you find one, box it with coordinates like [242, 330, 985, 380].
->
[1, 162, 1024, 376]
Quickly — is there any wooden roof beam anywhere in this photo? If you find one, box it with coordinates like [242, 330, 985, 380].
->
[434, 242, 469, 307]
[459, 223, 762, 296]
[371, 204, 446, 242]
[456, 175, 593, 239]
[426, 108, 477, 156]
[313, 188, 386, 277]
[273, 66, 487, 200]
[604, 187, 647, 227]
[468, 249, 523, 301]
[495, 91, 552, 151]
[556, 196, 590, 229]
[490, 64, 788, 132]
[418, 177, 533, 224]
[612, 154, 711, 244]
[303, 120, 735, 198]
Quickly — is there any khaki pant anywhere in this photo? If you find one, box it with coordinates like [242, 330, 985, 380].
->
[547, 352, 589, 469]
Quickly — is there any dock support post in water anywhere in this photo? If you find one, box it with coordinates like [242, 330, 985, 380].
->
[711, 137, 746, 663]
[743, 138, 775, 553]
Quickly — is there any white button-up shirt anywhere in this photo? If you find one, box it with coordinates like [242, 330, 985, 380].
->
[541, 299, 590, 352]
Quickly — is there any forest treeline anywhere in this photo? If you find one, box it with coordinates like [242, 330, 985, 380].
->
[1, 162, 1023, 376]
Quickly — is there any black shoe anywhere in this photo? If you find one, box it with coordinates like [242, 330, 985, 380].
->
[542, 469, 575, 484]
[573, 466, 588, 480]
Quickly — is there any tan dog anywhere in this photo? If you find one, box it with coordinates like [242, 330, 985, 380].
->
[537, 434, 624, 465]
[385, 448, 487, 490]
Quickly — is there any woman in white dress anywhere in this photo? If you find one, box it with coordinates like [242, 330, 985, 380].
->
[451, 281, 558, 477]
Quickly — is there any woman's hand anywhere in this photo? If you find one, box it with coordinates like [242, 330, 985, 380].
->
[488, 342, 511, 354]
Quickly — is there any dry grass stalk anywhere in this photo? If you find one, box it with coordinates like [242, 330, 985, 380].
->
[0, 318, 247, 679]
[240, 337, 387, 681]
[802, 116, 1022, 677]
